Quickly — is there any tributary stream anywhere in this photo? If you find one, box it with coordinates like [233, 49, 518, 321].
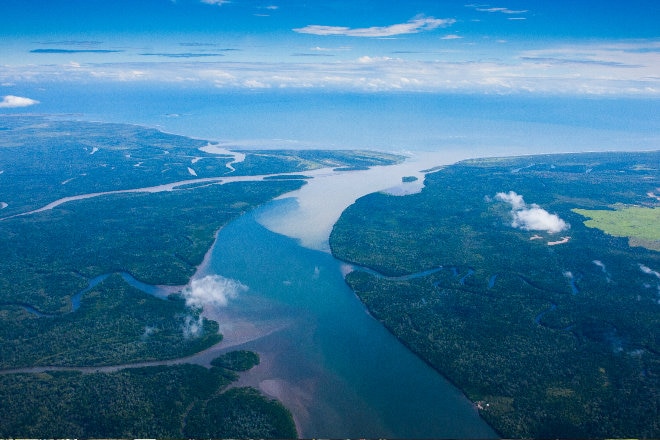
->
[201, 198, 496, 438]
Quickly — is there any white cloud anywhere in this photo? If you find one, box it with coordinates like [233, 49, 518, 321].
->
[312, 46, 352, 52]
[181, 314, 204, 338]
[181, 274, 247, 309]
[201, 0, 230, 5]
[639, 264, 660, 280]
[441, 34, 463, 40]
[495, 191, 569, 233]
[593, 260, 606, 271]
[467, 5, 527, 14]
[512, 206, 568, 233]
[141, 325, 157, 340]
[2, 40, 659, 95]
[243, 79, 271, 88]
[0, 95, 40, 108]
[495, 190, 525, 209]
[593, 260, 612, 282]
[358, 56, 394, 63]
[293, 16, 455, 37]
[477, 7, 527, 14]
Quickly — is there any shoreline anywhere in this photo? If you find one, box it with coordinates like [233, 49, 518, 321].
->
[0, 314, 291, 375]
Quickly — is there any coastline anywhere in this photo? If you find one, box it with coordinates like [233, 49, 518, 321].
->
[7, 117, 654, 436]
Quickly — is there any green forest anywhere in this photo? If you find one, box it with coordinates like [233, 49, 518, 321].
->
[331, 151, 659, 438]
[0, 116, 403, 437]
[0, 352, 296, 438]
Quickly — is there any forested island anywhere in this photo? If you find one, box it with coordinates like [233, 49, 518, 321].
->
[0, 116, 402, 438]
[331, 151, 659, 438]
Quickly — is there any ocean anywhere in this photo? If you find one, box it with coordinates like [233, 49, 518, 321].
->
[5, 84, 659, 155]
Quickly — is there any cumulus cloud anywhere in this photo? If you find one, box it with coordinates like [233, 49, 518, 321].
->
[512, 207, 568, 233]
[0, 95, 40, 108]
[293, 16, 455, 37]
[181, 274, 247, 309]
[495, 190, 525, 210]
[495, 191, 569, 233]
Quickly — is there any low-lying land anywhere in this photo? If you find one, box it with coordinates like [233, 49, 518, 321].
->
[573, 205, 660, 251]
[0, 351, 296, 438]
[0, 116, 403, 437]
[331, 151, 659, 438]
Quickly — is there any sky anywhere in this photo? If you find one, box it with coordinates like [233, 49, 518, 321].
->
[1, 0, 659, 95]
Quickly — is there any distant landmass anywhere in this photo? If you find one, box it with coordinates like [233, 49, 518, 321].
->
[330, 151, 659, 438]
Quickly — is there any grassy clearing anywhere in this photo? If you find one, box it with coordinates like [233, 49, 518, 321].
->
[573, 206, 660, 250]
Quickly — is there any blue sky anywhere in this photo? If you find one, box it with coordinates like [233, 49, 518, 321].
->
[1, 0, 659, 96]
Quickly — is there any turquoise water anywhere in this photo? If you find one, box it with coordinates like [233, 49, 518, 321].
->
[205, 199, 496, 438]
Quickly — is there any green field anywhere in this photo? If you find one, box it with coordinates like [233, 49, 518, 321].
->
[573, 206, 660, 250]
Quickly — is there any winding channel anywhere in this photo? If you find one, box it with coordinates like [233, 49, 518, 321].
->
[0, 156, 498, 438]
[348, 263, 573, 331]
[0, 168, 332, 222]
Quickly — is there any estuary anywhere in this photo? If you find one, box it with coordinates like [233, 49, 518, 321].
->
[202, 200, 497, 438]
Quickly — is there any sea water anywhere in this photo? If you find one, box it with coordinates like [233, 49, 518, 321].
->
[8, 85, 660, 154]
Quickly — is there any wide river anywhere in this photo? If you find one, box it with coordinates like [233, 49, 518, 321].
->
[0, 147, 497, 437]
[198, 154, 498, 438]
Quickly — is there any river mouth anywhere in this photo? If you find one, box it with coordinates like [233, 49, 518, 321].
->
[201, 200, 497, 439]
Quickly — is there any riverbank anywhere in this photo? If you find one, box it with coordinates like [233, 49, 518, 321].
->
[328, 151, 660, 438]
[199, 200, 497, 438]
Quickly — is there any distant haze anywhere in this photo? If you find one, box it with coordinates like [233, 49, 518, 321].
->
[6, 86, 659, 154]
